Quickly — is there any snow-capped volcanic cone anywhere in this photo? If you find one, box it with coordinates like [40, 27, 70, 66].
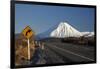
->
[50, 22, 82, 38]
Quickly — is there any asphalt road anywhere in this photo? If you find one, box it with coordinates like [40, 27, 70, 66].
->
[30, 42, 95, 65]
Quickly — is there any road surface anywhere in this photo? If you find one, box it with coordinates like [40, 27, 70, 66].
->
[30, 42, 95, 65]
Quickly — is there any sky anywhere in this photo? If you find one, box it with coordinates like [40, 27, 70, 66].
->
[15, 4, 95, 34]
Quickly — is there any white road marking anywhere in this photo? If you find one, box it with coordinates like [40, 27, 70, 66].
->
[47, 43, 94, 61]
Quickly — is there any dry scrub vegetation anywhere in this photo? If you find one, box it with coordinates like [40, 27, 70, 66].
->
[15, 34, 36, 66]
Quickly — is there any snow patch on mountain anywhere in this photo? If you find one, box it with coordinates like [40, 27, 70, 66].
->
[81, 32, 94, 37]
